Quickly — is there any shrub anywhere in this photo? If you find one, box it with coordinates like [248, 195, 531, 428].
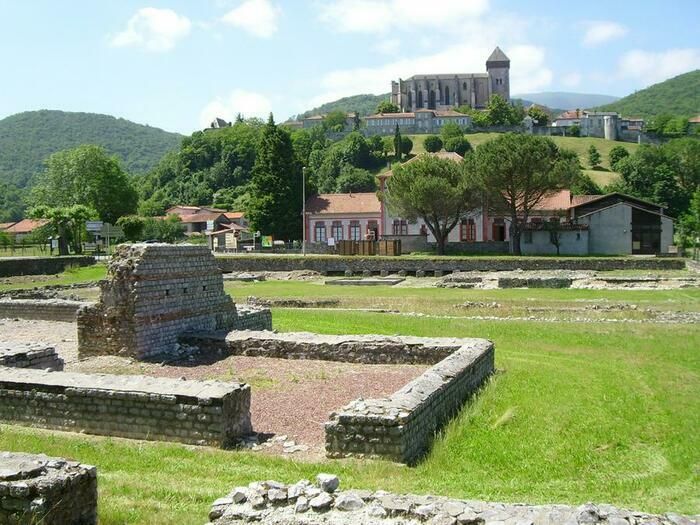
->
[424, 135, 443, 153]
[444, 137, 473, 156]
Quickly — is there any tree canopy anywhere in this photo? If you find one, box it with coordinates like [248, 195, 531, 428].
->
[385, 155, 478, 254]
[31, 144, 138, 223]
[467, 133, 580, 254]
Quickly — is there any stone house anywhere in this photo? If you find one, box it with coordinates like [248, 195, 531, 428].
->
[364, 109, 472, 136]
[304, 193, 382, 245]
[165, 206, 235, 235]
[1, 219, 49, 241]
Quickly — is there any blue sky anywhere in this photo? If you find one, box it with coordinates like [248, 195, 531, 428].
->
[0, 0, 698, 134]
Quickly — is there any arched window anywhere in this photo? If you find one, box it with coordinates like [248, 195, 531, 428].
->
[463, 81, 467, 90]
[444, 86, 450, 105]
[407, 91, 412, 108]
[417, 90, 423, 108]
[428, 90, 436, 109]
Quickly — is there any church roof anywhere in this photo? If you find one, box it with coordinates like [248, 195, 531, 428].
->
[486, 46, 510, 64]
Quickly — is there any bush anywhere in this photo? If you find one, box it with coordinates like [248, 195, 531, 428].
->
[444, 137, 473, 156]
[424, 135, 443, 153]
[569, 124, 581, 137]
[400, 136, 413, 156]
[335, 166, 376, 193]
[609, 145, 630, 171]
[441, 122, 463, 142]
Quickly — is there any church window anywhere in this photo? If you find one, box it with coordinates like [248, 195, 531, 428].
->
[445, 86, 450, 105]
[463, 82, 467, 89]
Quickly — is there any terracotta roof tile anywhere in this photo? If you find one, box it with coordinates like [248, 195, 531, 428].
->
[176, 212, 228, 224]
[4, 219, 48, 234]
[306, 193, 380, 215]
[0, 222, 16, 231]
[571, 195, 600, 206]
[532, 190, 572, 211]
[225, 212, 245, 220]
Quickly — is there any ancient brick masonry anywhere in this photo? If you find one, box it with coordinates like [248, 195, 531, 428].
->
[0, 451, 97, 525]
[0, 368, 251, 447]
[207, 475, 699, 525]
[0, 298, 88, 322]
[325, 339, 495, 465]
[78, 243, 240, 360]
[0, 343, 64, 371]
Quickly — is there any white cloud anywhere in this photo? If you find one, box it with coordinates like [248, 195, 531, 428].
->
[310, 44, 551, 108]
[618, 48, 700, 85]
[221, 0, 281, 38]
[318, 0, 489, 33]
[110, 8, 191, 52]
[199, 89, 273, 127]
[375, 38, 401, 55]
[581, 21, 627, 47]
[562, 72, 582, 88]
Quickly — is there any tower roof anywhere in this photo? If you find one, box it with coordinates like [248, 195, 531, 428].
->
[486, 46, 510, 65]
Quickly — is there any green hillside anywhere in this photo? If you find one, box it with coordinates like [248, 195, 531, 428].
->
[297, 93, 391, 119]
[0, 110, 183, 188]
[596, 70, 700, 117]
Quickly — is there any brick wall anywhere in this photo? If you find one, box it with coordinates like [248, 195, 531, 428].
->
[0, 255, 95, 277]
[0, 368, 252, 447]
[0, 343, 64, 371]
[216, 255, 686, 275]
[325, 339, 495, 465]
[0, 298, 88, 322]
[0, 451, 97, 525]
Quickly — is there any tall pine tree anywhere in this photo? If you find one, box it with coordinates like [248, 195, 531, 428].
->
[394, 124, 402, 161]
[246, 114, 303, 240]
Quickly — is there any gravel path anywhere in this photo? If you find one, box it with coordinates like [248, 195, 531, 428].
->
[0, 319, 425, 458]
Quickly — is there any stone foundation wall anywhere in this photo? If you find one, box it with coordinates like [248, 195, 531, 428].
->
[185, 332, 469, 365]
[0, 298, 88, 322]
[232, 306, 273, 331]
[78, 244, 238, 360]
[216, 255, 686, 275]
[0, 255, 95, 277]
[208, 476, 699, 525]
[0, 343, 64, 371]
[0, 451, 97, 525]
[325, 339, 494, 464]
[0, 368, 251, 447]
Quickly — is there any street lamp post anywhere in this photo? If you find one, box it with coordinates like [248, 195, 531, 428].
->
[302, 166, 307, 256]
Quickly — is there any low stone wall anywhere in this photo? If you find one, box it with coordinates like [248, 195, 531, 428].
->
[326, 339, 494, 464]
[0, 298, 88, 322]
[185, 331, 471, 365]
[0, 368, 251, 447]
[0, 343, 64, 371]
[216, 255, 686, 275]
[498, 276, 573, 288]
[0, 255, 95, 277]
[232, 306, 273, 331]
[0, 451, 97, 525]
[208, 476, 699, 525]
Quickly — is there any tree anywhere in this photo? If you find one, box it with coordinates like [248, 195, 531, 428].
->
[141, 215, 185, 243]
[384, 155, 478, 255]
[664, 137, 700, 195]
[323, 111, 347, 132]
[423, 135, 443, 153]
[29, 204, 96, 255]
[570, 172, 603, 195]
[32, 144, 138, 224]
[544, 220, 564, 255]
[569, 124, 581, 137]
[468, 134, 580, 255]
[608, 145, 630, 171]
[527, 106, 549, 126]
[335, 166, 376, 193]
[444, 137, 473, 156]
[246, 114, 303, 240]
[116, 215, 146, 241]
[367, 135, 384, 154]
[680, 189, 700, 259]
[376, 101, 400, 114]
[486, 94, 519, 125]
[588, 145, 602, 169]
[400, 136, 413, 156]
[441, 122, 463, 143]
[393, 124, 402, 161]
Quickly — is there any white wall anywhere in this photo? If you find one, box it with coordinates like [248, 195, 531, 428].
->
[661, 216, 674, 253]
[581, 204, 631, 255]
[520, 230, 589, 255]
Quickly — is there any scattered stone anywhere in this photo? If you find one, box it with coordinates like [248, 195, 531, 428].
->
[309, 492, 333, 511]
[294, 496, 309, 513]
[316, 473, 340, 493]
[334, 492, 364, 512]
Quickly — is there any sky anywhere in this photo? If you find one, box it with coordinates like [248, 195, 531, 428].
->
[0, 0, 698, 134]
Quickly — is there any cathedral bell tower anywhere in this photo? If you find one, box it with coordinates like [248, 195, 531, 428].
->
[486, 47, 510, 101]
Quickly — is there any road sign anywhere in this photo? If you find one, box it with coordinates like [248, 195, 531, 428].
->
[86, 221, 104, 233]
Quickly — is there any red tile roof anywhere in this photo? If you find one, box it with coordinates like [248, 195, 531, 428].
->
[571, 195, 600, 206]
[4, 219, 48, 234]
[556, 110, 581, 120]
[0, 222, 16, 231]
[365, 112, 416, 119]
[225, 212, 245, 220]
[176, 212, 228, 224]
[532, 190, 572, 211]
[306, 193, 381, 215]
[166, 205, 227, 216]
[689, 115, 700, 123]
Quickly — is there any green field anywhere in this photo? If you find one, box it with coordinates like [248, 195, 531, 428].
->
[0, 275, 698, 524]
[406, 133, 640, 189]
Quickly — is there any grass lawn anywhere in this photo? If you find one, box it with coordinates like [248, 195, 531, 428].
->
[0, 279, 698, 523]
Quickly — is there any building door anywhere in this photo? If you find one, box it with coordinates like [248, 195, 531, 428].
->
[492, 221, 506, 241]
[631, 208, 661, 254]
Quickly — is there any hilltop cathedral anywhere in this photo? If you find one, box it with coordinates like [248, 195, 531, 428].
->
[390, 47, 510, 112]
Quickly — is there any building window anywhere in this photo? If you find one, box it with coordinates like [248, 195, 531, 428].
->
[392, 219, 408, 235]
[349, 221, 361, 240]
[331, 221, 343, 241]
[523, 231, 533, 244]
[460, 218, 476, 242]
[315, 222, 326, 243]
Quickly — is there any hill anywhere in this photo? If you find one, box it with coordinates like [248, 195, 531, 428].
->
[513, 92, 620, 110]
[296, 93, 391, 119]
[595, 70, 700, 117]
[0, 110, 183, 188]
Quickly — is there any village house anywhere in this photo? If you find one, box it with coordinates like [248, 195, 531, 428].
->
[305, 152, 674, 256]
[165, 206, 247, 235]
[0, 219, 49, 241]
[364, 109, 472, 136]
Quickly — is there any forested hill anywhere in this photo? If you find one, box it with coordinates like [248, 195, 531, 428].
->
[595, 70, 700, 117]
[296, 93, 391, 119]
[0, 110, 183, 188]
